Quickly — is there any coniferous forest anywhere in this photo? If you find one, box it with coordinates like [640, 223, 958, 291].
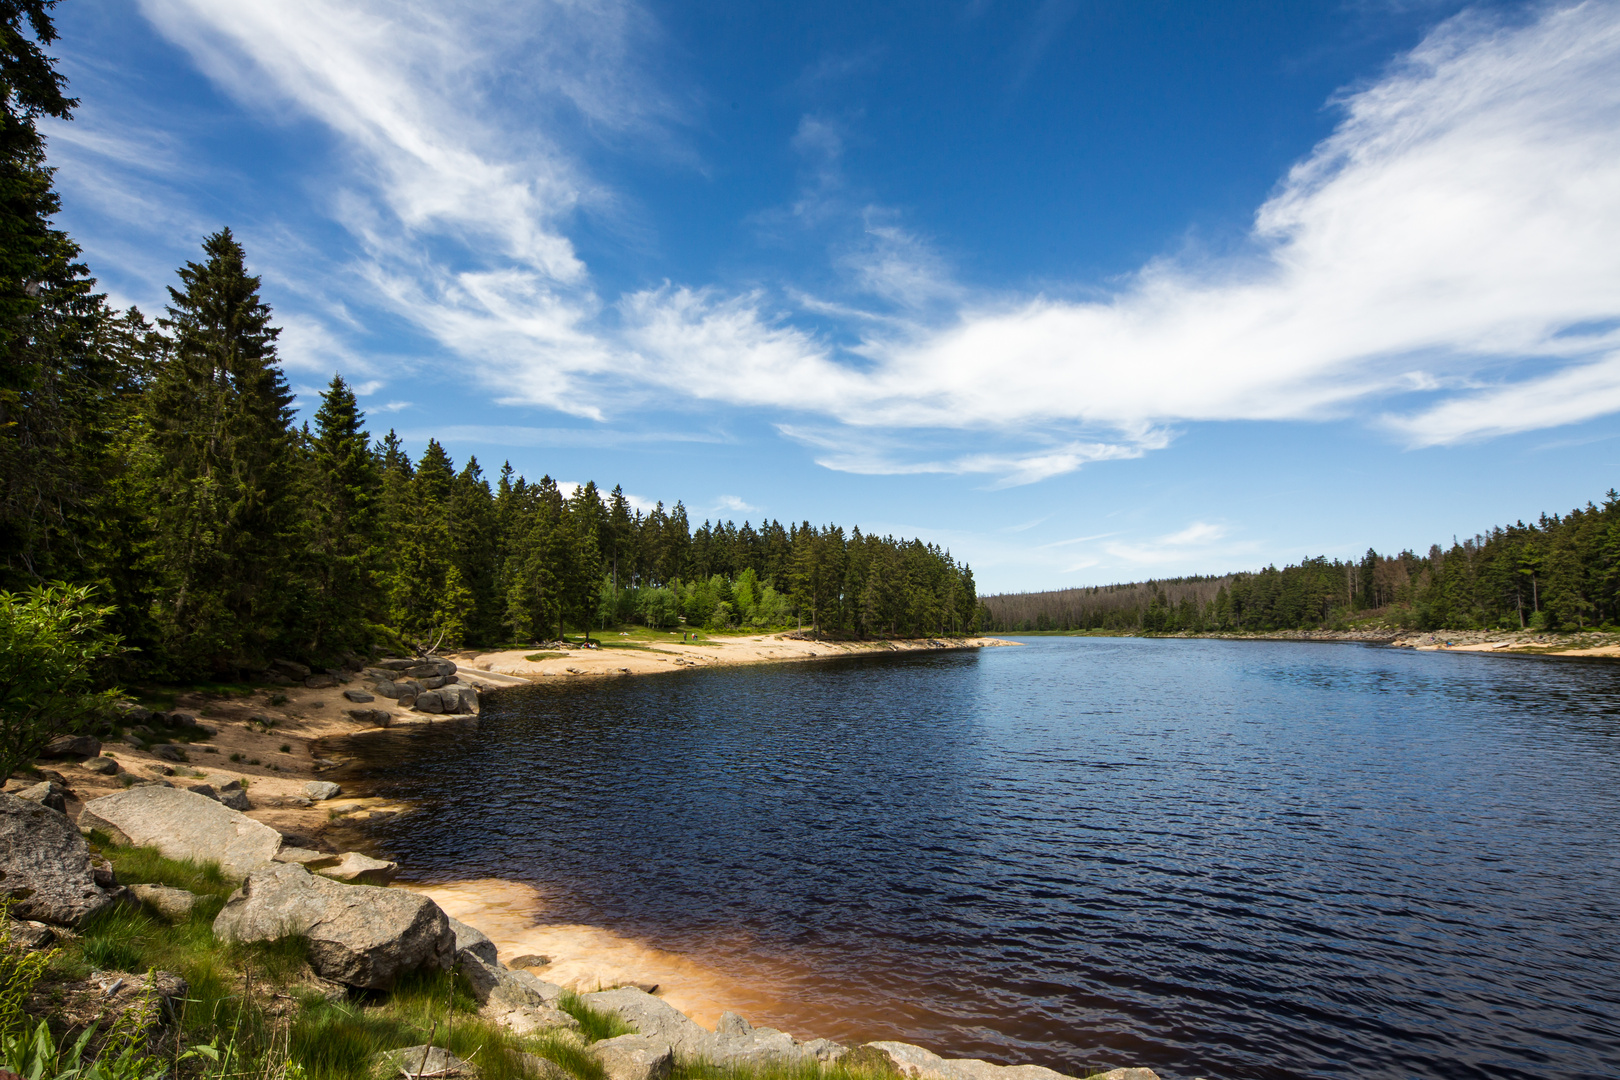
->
[982, 491, 1620, 634]
[0, 5, 978, 679]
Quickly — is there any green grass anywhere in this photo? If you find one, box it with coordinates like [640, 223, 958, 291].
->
[586, 642, 679, 655]
[556, 990, 632, 1042]
[33, 842, 950, 1080]
[524, 652, 567, 662]
[128, 681, 258, 711]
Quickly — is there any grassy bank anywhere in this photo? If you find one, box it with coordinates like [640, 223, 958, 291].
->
[7, 842, 903, 1080]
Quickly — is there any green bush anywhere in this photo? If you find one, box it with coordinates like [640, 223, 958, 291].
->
[0, 583, 124, 779]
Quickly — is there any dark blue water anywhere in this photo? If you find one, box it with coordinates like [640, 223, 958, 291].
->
[343, 638, 1620, 1080]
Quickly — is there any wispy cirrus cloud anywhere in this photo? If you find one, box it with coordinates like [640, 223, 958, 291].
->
[65, 1, 1620, 484]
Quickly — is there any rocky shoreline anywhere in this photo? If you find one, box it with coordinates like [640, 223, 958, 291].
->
[1062, 627, 1620, 656]
[5, 644, 1173, 1080]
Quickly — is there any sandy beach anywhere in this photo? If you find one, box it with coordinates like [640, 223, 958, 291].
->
[463, 632, 1017, 681]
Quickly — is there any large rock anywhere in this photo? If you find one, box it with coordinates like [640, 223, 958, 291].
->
[214, 862, 455, 989]
[861, 1043, 1159, 1080]
[0, 791, 114, 926]
[305, 781, 341, 801]
[406, 658, 457, 679]
[448, 916, 497, 965]
[342, 690, 375, 703]
[78, 786, 282, 878]
[414, 686, 478, 715]
[589, 1035, 673, 1080]
[81, 757, 119, 775]
[713, 1012, 844, 1065]
[305, 674, 339, 689]
[580, 987, 836, 1065]
[42, 734, 101, 758]
[271, 658, 311, 679]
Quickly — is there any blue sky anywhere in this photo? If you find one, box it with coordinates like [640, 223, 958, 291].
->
[45, 0, 1620, 592]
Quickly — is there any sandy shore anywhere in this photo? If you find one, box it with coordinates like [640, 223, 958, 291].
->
[1387, 629, 1620, 656]
[463, 632, 1017, 681]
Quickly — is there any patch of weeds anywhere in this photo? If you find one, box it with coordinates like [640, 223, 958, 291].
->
[269, 693, 288, 706]
[203, 746, 219, 753]
[99, 841, 235, 901]
[248, 758, 261, 766]
[524, 652, 567, 662]
[230, 752, 243, 763]
[557, 989, 632, 1043]
[77, 905, 155, 972]
[280, 744, 292, 753]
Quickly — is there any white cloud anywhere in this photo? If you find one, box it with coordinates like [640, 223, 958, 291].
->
[113, 0, 1620, 483]
[714, 495, 757, 514]
[618, 3, 1620, 453]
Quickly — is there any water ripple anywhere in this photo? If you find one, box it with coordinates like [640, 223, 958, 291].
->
[342, 639, 1620, 1080]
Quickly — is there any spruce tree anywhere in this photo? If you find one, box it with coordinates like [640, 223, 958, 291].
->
[143, 229, 297, 672]
[0, 2, 129, 591]
[306, 375, 382, 654]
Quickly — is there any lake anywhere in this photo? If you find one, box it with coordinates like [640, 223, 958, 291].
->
[341, 637, 1620, 1080]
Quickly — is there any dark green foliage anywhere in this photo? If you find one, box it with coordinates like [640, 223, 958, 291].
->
[143, 229, 299, 673]
[983, 489, 1620, 634]
[304, 375, 382, 655]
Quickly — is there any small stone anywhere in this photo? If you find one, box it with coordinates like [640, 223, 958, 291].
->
[81, 757, 119, 775]
[42, 734, 101, 759]
[273, 847, 342, 870]
[271, 658, 312, 679]
[185, 783, 219, 802]
[305, 781, 341, 801]
[589, 1035, 674, 1080]
[375, 1046, 477, 1079]
[15, 780, 67, 814]
[153, 744, 186, 762]
[347, 709, 391, 727]
[342, 689, 375, 703]
[317, 852, 400, 886]
[305, 673, 339, 689]
[508, 954, 551, 969]
[6, 918, 55, 950]
[130, 883, 199, 920]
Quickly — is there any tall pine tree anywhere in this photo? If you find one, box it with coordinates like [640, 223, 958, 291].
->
[143, 229, 297, 673]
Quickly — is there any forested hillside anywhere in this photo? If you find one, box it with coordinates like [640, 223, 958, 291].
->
[0, 15, 976, 677]
[983, 493, 1620, 634]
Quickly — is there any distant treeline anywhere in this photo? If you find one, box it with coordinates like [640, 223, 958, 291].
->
[984, 492, 1620, 634]
[3, 233, 975, 673]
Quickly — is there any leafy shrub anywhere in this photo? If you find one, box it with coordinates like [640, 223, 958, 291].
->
[0, 583, 124, 779]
